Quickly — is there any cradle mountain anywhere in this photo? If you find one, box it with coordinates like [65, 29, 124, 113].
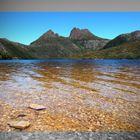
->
[0, 28, 140, 59]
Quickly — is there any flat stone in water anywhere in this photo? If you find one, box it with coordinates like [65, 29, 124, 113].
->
[8, 120, 30, 129]
[29, 104, 46, 110]
[17, 114, 26, 118]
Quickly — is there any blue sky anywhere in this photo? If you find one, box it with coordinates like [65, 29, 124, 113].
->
[0, 12, 140, 45]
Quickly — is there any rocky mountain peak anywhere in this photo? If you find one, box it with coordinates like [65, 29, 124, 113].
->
[30, 29, 60, 45]
[42, 29, 59, 38]
[69, 27, 99, 40]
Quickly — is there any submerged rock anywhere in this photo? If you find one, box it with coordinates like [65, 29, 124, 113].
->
[29, 104, 46, 110]
[17, 114, 26, 118]
[8, 120, 30, 129]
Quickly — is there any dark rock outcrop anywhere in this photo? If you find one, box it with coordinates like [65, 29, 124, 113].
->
[69, 28, 109, 50]
[69, 27, 99, 40]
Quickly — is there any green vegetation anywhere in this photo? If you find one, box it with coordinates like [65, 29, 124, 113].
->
[72, 41, 140, 59]
[0, 30, 140, 60]
[0, 51, 12, 59]
[0, 39, 34, 59]
[29, 37, 81, 58]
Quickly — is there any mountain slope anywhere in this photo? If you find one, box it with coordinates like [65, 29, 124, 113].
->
[29, 30, 80, 58]
[0, 29, 140, 60]
[104, 30, 140, 49]
[73, 41, 140, 59]
[69, 28, 109, 50]
[69, 27, 100, 40]
[0, 38, 34, 59]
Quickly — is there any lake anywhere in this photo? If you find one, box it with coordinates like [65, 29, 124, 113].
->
[0, 59, 140, 131]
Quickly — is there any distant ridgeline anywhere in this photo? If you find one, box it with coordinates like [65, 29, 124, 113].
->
[0, 28, 140, 59]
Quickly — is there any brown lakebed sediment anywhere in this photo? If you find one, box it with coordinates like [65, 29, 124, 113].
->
[0, 60, 140, 131]
[0, 100, 139, 131]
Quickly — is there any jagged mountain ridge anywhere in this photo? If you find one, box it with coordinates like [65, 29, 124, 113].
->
[69, 27, 100, 40]
[29, 29, 81, 58]
[30, 30, 60, 45]
[0, 28, 140, 59]
[73, 30, 140, 59]
[29, 28, 109, 58]
[69, 27, 109, 50]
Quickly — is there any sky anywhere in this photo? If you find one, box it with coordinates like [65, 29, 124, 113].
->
[0, 12, 140, 45]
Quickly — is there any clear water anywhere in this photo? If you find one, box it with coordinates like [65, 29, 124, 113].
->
[0, 59, 140, 130]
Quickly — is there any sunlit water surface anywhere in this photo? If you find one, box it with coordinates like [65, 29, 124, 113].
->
[0, 59, 140, 130]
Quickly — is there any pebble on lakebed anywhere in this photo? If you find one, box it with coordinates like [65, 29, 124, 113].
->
[8, 120, 30, 129]
[29, 104, 46, 110]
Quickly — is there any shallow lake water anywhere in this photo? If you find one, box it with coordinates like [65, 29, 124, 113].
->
[0, 59, 140, 131]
